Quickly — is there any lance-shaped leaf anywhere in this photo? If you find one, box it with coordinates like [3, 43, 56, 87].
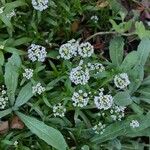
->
[109, 36, 124, 67]
[4, 53, 21, 105]
[16, 112, 68, 150]
[137, 38, 150, 66]
[0, 108, 12, 119]
[14, 82, 33, 108]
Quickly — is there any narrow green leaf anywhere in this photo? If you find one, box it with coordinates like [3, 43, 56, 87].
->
[4, 47, 26, 55]
[0, 14, 13, 29]
[142, 75, 150, 85]
[91, 113, 150, 143]
[0, 51, 4, 65]
[138, 87, 150, 97]
[16, 112, 68, 150]
[120, 51, 139, 71]
[13, 37, 32, 46]
[129, 65, 144, 94]
[4, 53, 21, 105]
[109, 36, 124, 67]
[0, 108, 12, 119]
[14, 82, 33, 107]
[114, 91, 132, 106]
[137, 38, 150, 66]
[4, 0, 27, 12]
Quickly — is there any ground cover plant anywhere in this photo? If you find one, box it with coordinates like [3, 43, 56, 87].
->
[0, 0, 150, 149]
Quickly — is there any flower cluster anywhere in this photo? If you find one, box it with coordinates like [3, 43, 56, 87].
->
[6, 10, 16, 19]
[59, 39, 78, 60]
[94, 89, 113, 110]
[0, 85, 8, 109]
[91, 15, 99, 23]
[130, 120, 140, 128]
[114, 73, 130, 89]
[0, 7, 4, 14]
[13, 141, 18, 147]
[53, 103, 66, 117]
[59, 40, 94, 60]
[87, 63, 105, 73]
[78, 42, 94, 58]
[23, 68, 33, 80]
[32, 83, 45, 95]
[28, 44, 47, 62]
[92, 122, 106, 134]
[72, 90, 89, 107]
[110, 105, 126, 121]
[32, 0, 49, 11]
[69, 66, 90, 85]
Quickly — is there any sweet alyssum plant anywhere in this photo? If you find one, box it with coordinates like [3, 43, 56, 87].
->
[0, 35, 150, 149]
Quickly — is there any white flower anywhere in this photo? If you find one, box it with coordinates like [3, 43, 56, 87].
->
[87, 63, 105, 74]
[0, 7, 4, 14]
[94, 91, 113, 110]
[110, 105, 126, 121]
[32, 0, 49, 11]
[53, 103, 66, 117]
[13, 141, 18, 147]
[28, 44, 47, 62]
[0, 45, 4, 49]
[0, 85, 8, 110]
[91, 15, 99, 23]
[114, 73, 130, 89]
[6, 10, 16, 18]
[23, 68, 33, 80]
[92, 122, 106, 134]
[72, 90, 89, 107]
[32, 83, 45, 95]
[146, 21, 150, 27]
[59, 39, 78, 60]
[78, 42, 94, 58]
[130, 120, 140, 128]
[69, 66, 90, 85]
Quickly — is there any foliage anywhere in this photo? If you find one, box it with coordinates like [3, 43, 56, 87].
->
[0, 0, 150, 150]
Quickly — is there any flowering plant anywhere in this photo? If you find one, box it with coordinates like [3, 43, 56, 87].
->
[0, 0, 150, 150]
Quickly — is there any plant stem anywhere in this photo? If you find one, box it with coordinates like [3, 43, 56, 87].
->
[85, 31, 135, 41]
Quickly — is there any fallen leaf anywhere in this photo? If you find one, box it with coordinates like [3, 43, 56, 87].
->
[0, 121, 9, 134]
[71, 20, 80, 32]
[10, 115, 24, 129]
[96, 0, 109, 8]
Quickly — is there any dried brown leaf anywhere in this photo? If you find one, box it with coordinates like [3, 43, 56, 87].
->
[10, 115, 24, 129]
[0, 121, 9, 134]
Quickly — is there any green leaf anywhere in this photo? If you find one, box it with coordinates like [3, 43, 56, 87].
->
[4, 47, 26, 55]
[135, 21, 150, 39]
[81, 145, 90, 150]
[14, 82, 33, 108]
[0, 108, 12, 119]
[138, 87, 150, 97]
[0, 14, 13, 29]
[0, 51, 4, 65]
[4, 53, 21, 105]
[4, 0, 27, 12]
[114, 91, 132, 106]
[13, 37, 32, 46]
[129, 65, 144, 94]
[120, 51, 139, 71]
[139, 97, 150, 104]
[109, 36, 124, 67]
[16, 112, 68, 150]
[130, 103, 143, 115]
[142, 75, 150, 85]
[47, 50, 59, 59]
[137, 38, 150, 66]
[127, 127, 150, 137]
[91, 113, 150, 143]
